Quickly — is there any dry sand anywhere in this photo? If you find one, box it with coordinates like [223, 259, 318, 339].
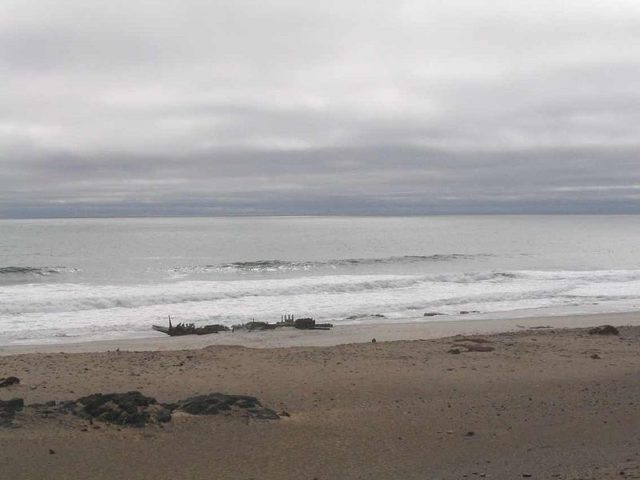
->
[1, 314, 639, 479]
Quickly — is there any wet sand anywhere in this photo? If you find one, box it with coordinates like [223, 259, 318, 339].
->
[3, 311, 640, 355]
[1, 314, 639, 479]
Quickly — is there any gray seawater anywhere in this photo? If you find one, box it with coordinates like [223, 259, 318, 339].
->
[2, 215, 640, 345]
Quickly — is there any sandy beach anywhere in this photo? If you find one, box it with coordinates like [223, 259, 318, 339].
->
[0, 312, 639, 479]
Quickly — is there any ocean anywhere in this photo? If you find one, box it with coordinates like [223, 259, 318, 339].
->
[2, 215, 640, 345]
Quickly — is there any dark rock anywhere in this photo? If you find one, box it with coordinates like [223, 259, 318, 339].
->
[588, 325, 619, 336]
[63, 391, 170, 427]
[0, 398, 24, 428]
[465, 431, 475, 437]
[49, 449, 55, 455]
[448, 348, 462, 354]
[0, 376, 20, 388]
[590, 353, 601, 359]
[424, 312, 445, 317]
[173, 393, 279, 420]
[371, 338, 377, 343]
[279, 410, 290, 417]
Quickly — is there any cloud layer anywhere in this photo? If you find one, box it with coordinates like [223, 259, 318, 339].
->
[2, 0, 640, 217]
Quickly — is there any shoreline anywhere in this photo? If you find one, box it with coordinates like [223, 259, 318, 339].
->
[3, 310, 640, 355]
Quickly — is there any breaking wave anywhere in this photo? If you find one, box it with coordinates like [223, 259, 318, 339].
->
[171, 254, 490, 275]
[3, 269, 640, 345]
[3, 269, 640, 317]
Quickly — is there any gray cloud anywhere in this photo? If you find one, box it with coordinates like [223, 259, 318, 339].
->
[1, 0, 639, 217]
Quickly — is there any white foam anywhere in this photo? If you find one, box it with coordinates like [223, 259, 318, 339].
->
[3, 270, 640, 344]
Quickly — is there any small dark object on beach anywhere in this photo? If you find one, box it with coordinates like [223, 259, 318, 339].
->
[590, 353, 601, 359]
[464, 344, 495, 353]
[0, 376, 20, 388]
[49, 449, 55, 455]
[371, 338, 377, 343]
[459, 310, 480, 315]
[588, 325, 619, 336]
[465, 431, 475, 437]
[448, 348, 461, 354]
[424, 312, 445, 317]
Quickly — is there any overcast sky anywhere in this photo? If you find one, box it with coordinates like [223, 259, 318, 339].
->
[1, 0, 640, 217]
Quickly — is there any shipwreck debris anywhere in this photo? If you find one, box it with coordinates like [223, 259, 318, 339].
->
[153, 314, 333, 335]
[152, 316, 230, 336]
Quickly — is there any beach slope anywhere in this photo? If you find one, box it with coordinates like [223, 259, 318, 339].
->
[1, 323, 639, 479]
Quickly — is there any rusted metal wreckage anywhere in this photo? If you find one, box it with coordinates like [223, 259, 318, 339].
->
[152, 316, 229, 336]
[152, 314, 333, 337]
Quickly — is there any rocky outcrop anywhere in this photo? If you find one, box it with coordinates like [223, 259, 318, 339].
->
[0, 376, 20, 388]
[172, 393, 280, 420]
[15, 391, 281, 428]
[588, 325, 619, 335]
[60, 391, 171, 427]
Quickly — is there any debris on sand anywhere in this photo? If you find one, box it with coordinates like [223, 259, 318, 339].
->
[424, 312, 446, 317]
[588, 325, 619, 336]
[0, 376, 20, 388]
[152, 317, 229, 336]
